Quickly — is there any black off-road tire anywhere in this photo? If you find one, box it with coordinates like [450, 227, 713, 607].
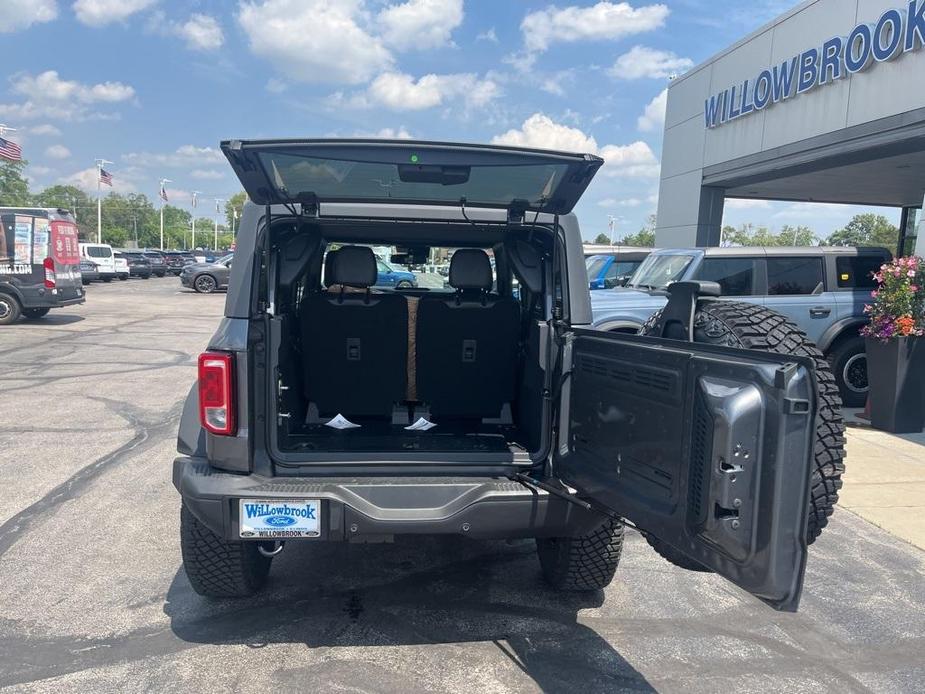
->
[0, 294, 22, 325]
[180, 503, 272, 598]
[827, 335, 868, 408]
[641, 301, 846, 572]
[537, 516, 625, 591]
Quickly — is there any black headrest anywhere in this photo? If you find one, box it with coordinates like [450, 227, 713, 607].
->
[449, 249, 493, 291]
[323, 249, 338, 288]
[332, 246, 376, 288]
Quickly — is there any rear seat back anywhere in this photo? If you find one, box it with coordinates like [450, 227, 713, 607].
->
[301, 246, 408, 418]
[416, 249, 520, 419]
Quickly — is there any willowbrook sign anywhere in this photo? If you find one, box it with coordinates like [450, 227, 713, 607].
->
[705, 1, 925, 129]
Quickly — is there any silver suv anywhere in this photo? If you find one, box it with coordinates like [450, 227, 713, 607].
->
[591, 246, 892, 407]
[173, 139, 845, 612]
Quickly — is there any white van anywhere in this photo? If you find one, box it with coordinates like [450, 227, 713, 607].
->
[79, 243, 118, 282]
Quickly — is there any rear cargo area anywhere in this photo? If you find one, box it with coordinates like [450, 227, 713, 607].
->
[268, 224, 552, 463]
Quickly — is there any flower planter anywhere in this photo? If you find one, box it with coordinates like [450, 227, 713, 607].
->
[865, 336, 925, 433]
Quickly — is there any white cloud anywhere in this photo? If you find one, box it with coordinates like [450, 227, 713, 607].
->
[378, 0, 462, 51]
[190, 169, 225, 180]
[725, 198, 771, 210]
[123, 144, 225, 168]
[637, 88, 667, 132]
[45, 144, 71, 159]
[492, 113, 660, 179]
[0, 0, 57, 33]
[29, 165, 53, 176]
[598, 197, 643, 208]
[28, 124, 62, 137]
[609, 45, 692, 79]
[61, 167, 135, 194]
[0, 71, 134, 122]
[335, 71, 500, 111]
[265, 78, 287, 94]
[362, 127, 414, 139]
[73, 0, 158, 27]
[476, 27, 498, 43]
[492, 113, 597, 152]
[13, 71, 135, 103]
[238, 0, 393, 85]
[176, 13, 224, 51]
[521, 2, 669, 53]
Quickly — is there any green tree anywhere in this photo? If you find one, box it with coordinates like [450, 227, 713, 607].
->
[722, 223, 817, 247]
[34, 185, 95, 237]
[619, 214, 657, 246]
[225, 191, 248, 230]
[826, 213, 898, 251]
[0, 159, 31, 206]
[592, 232, 612, 245]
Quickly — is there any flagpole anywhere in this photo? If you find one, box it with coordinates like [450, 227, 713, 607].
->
[158, 178, 171, 250]
[191, 191, 201, 249]
[95, 158, 111, 244]
[213, 198, 224, 252]
[97, 162, 101, 244]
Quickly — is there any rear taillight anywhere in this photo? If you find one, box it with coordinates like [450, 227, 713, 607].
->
[43, 257, 56, 288]
[198, 352, 236, 436]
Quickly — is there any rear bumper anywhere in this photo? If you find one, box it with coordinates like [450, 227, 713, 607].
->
[173, 456, 604, 541]
[27, 292, 85, 308]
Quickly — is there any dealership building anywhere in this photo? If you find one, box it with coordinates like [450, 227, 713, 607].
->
[655, 0, 925, 256]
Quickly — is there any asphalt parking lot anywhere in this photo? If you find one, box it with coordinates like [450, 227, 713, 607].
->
[1, 278, 924, 693]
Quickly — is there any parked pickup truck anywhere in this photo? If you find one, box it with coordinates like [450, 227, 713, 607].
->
[590, 245, 892, 406]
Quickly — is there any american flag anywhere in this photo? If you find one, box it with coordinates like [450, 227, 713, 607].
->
[99, 168, 113, 186]
[191, 192, 198, 208]
[0, 136, 23, 162]
[159, 183, 168, 202]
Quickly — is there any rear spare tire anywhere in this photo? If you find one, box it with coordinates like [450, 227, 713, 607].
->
[641, 301, 846, 571]
[180, 503, 272, 597]
[537, 516, 624, 591]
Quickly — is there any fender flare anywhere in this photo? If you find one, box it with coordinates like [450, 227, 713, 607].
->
[0, 284, 25, 304]
[817, 317, 867, 353]
[177, 383, 206, 457]
[594, 319, 645, 333]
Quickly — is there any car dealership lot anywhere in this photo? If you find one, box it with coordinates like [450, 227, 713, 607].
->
[0, 279, 923, 693]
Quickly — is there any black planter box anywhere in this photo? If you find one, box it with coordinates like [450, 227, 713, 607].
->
[865, 337, 925, 434]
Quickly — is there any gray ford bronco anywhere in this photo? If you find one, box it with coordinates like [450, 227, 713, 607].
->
[174, 139, 845, 612]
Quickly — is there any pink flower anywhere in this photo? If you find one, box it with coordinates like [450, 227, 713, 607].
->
[871, 290, 879, 298]
[909, 270, 917, 277]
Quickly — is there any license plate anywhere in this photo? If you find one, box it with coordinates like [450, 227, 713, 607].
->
[238, 499, 321, 539]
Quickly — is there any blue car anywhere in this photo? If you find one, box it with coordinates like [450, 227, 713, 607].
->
[590, 246, 892, 407]
[375, 258, 417, 289]
[585, 249, 650, 290]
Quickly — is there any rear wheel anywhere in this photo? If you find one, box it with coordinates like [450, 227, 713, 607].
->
[397, 280, 414, 289]
[0, 294, 22, 325]
[537, 516, 624, 591]
[22, 307, 51, 320]
[180, 503, 272, 597]
[119, 274, 129, 281]
[827, 335, 868, 408]
[641, 301, 846, 571]
[194, 274, 217, 293]
[102, 277, 112, 283]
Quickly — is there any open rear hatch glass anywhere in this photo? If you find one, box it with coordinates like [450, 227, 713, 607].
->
[221, 139, 603, 215]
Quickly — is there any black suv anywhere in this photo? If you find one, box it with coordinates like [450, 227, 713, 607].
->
[115, 251, 152, 278]
[174, 140, 845, 612]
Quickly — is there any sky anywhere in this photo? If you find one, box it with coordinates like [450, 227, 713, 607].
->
[0, 0, 901, 240]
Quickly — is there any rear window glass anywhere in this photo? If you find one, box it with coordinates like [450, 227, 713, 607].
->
[696, 257, 756, 296]
[259, 153, 570, 210]
[1, 215, 35, 266]
[606, 260, 641, 280]
[585, 255, 608, 278]
[767, 257, 825, 295]
[836, 255, 885, 289]
[86, 246, 111, 258]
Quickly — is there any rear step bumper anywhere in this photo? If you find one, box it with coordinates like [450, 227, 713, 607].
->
[173, 457, 605, 541]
